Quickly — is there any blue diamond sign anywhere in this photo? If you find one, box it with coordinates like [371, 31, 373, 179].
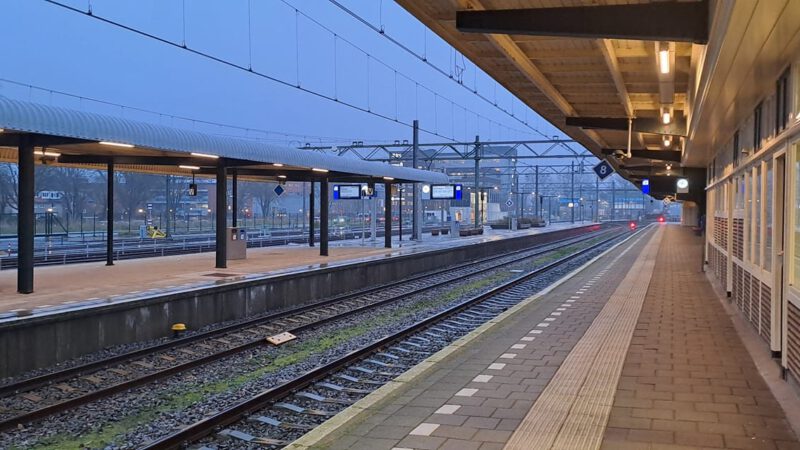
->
[593, 160, 615, 180]
[274, 185, 285, 196]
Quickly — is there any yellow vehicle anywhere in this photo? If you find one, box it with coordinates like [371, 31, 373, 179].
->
[146, 226, 166, 239]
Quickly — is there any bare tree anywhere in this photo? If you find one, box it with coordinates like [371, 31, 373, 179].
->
[240, 181, 279, 221]
[116, 172, 155, 221]
[0, 163, 18, 214]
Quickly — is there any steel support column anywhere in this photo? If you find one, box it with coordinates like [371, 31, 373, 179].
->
[534, 165, 540, 218]
[231, 170, 238, 227]
[384, 183, 392, 249]
[17, 136, 34, 294]
[412, 120, 422, 241]
[215, 165, 227, 269]
[571, 161, 575, 224]
[320, 179, 329, 256]
[473, 135, 480, 227]
[106, 162, 114, 266]
[309, 182, 315, 247]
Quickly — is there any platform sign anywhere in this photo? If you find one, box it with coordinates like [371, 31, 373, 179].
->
[505, 199, 514, 207]
[333, 184, 361, 199]
[273, 185, 285, 196]
[641, 178, 650, 194]
[430, 184, 463, 200]
[593, 160, 615, 180]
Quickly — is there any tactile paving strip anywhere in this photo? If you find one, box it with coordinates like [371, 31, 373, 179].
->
[504, 228, 663, 450]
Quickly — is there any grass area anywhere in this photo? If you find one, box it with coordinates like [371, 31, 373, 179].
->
[21, 238, 605, 449]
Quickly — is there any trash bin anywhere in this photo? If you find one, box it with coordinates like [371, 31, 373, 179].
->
[227, 227, 247, 260]
[450, 220, 460, 237]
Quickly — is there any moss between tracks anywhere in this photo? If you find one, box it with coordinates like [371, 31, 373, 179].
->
[21, 241, 595, 449]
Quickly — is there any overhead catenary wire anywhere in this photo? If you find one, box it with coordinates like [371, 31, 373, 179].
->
[326, 0, 553, 139]
[43, 0, 533, 143]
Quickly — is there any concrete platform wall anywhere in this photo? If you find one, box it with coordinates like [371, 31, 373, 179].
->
[0, 225, 599, 377]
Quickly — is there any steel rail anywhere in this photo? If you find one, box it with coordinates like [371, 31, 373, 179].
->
[142, 229, 630, 449]
[0, 228, 609, 431]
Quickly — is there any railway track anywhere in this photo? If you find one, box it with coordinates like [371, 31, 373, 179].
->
[143, 227, 638, 449]
[0, 227, 614, 433]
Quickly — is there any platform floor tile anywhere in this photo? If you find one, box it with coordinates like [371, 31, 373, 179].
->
[322, 226, 655, 450]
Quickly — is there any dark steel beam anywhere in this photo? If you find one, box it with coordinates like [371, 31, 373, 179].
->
[456, 2, 709, 43]
[601, 149, 682, 162]
[0, 134, 92, 147]
[320, 179, 329, 257]
[57, 155, 253, 167]
[567, 117, 686, 137]
[17, 135, 35, 294]
[215, 166, 227, 269]
[106, 162, 114, 266]
[384, 183, 392, 249]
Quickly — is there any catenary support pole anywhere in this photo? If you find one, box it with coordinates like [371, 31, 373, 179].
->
[412, 120, 422, 240]
[474, 135, 480, 227]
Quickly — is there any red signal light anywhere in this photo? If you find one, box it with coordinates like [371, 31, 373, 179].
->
[658, 216, 665, 223]
[629, 222, 637, 230]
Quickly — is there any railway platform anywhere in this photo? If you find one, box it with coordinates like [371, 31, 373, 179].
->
[0, 222, 587, 318]
[296, 225, 800, 450]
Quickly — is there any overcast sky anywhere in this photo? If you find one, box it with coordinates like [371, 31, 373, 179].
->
[1, 0, 570, 147]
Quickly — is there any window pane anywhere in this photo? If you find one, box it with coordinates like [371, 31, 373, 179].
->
[745, 172, 751, 262]
[794, 146, 800, 285]
[766, 160, 773, 271]
[753, 166, 761, 267]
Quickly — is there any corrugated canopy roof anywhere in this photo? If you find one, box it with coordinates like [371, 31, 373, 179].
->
[0, 97, 449, 184]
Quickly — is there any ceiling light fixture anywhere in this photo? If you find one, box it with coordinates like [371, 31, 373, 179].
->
[312, 168, 329, 173]
[658, 44, 670, 74]
[662, 111, 671, 125]
[190, 152, 218, 159]
[273, 163, 284, 167]
[663, 136, 671, 148]
[99, 141, 134, 148]
[278, 175, 287, 179]
[179, 165, 200, 170]
[383, 176, 394, 180]
[40, 150, 61, 157]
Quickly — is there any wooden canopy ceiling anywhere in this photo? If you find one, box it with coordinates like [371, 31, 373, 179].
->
[396, 0, 705, 186]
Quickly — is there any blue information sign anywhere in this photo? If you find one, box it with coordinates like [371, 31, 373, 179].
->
[641, 178, 650, 194]
[593, 160, 615, 180]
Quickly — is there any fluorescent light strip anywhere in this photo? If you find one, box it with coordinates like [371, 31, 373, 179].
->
[662, 112, 671, 125]
[658, 49, 670, 74]
[191, 152, 219, 159]
[179, 165, 200, 170]
[273, 163, 284, 167]
[383, 176, 394, 180]
[41, 151, 61, 157]
[99, 141, 134, 148]
[278, 175, 287, 179]
[312, 168, 329, 173]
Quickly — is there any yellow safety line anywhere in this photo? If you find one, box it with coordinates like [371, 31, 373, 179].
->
[504, 227, 663, 450]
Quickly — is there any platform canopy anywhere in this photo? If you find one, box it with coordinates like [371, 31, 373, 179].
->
[396, 0, 714, 198]
[0, 97, 449, 184]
